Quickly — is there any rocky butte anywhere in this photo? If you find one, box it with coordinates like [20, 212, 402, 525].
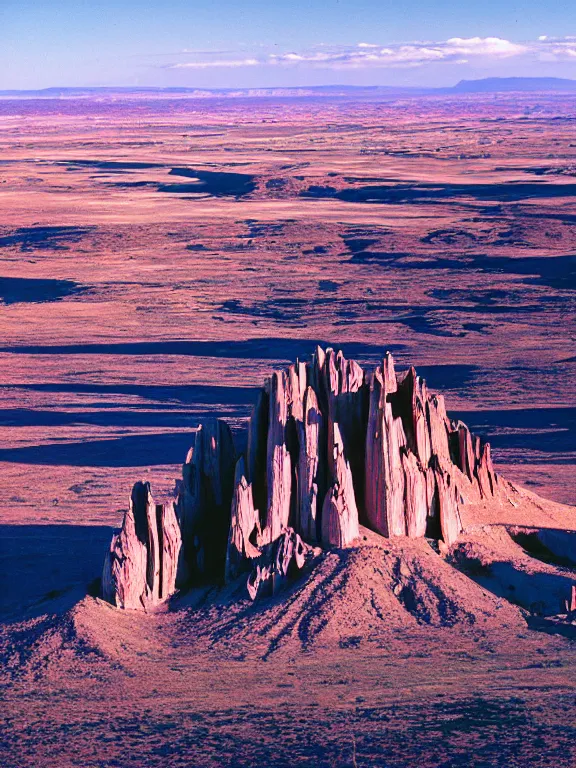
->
[102, 345, 500, 610]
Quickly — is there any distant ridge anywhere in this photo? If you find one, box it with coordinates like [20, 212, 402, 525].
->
[453, 77, 576, 93]
[0, 84, 425, 99]
[1, 77, 575, 100]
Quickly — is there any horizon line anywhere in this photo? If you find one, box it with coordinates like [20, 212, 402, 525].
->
[1, 76, 576, 96]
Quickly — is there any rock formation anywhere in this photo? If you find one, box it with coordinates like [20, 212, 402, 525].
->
[101, 346, 498, 610]
[321, 422, 360, 547]
[246, 528, 313, 601]
[102, 481, 181, 610]
[175, 418, 236, 584]
[225, 457, 261, 582]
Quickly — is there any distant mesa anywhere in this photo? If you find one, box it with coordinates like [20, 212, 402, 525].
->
[452, 77, 576, 93]
[2, 78, 576, 100]
[102, 346, 499, 611]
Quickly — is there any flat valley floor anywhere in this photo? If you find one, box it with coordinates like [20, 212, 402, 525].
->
[1, 93, 575, 766]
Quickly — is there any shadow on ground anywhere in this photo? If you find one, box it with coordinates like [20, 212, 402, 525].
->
[0, 524, 112, 620]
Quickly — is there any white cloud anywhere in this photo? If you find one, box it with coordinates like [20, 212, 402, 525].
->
[267, 37, 530, 70]
[552, 45, 576, 59]
[530, 34, 576, 60]
[170, 58, 259, 69]
[535, 37, 576, 61]
[444, 37, 527, 57]
[265, 38, 527, 70]
[537, 35, 576, 42]
[270, 51, 340, 63]
[165, 35, 576, 72]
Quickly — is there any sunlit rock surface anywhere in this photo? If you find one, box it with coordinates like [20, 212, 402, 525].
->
[101, 481, 181, 610]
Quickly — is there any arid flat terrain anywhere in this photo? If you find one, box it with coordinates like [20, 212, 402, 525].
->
[1, 93, 575, 766]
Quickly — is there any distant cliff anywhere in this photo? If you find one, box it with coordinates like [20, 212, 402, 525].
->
[453, 77, 576, 93]
[3, 78, 576, 100]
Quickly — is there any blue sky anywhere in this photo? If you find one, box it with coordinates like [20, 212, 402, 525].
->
[1, 0, 576, 89]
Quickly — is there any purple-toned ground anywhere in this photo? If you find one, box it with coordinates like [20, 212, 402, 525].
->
[1, 93, 575, 767]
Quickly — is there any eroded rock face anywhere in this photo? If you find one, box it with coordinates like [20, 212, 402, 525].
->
[225, 457, 261, 583]
[322, 422, 360, 547]
[247, 528, 314, 601]
[102, 346, 498, 608]
[102, 482, 181, 610]
[365, 361, 407, 537]
[264, 370, 292, 543]
[176, 418, 236, 584]
[297, 386, 322, 543]
[233, 346, 497, 559]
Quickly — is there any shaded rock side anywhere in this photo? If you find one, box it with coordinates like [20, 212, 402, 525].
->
[226, 456, 318, 600]
[176, 418, 236, 584]
[247, 527, 314, 601]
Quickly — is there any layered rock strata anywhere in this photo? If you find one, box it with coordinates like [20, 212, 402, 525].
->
[102, 346, 497, 609]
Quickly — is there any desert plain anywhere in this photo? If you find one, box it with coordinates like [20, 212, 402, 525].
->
[1, 91, 575, 767]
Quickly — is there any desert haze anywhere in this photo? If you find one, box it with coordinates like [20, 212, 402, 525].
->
[1, 88, 575, 767]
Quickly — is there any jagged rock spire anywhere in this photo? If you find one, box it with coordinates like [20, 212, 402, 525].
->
[225, 457, 261, 582]
[322, 422, 360, 547]
[101, 345, 498, 609]
[102, 481, 181, 610]
[365, 359, 407, 537]
[176, 418, 236, 584]
[297, 386, 322, 542]
[263, 370, 292, 543]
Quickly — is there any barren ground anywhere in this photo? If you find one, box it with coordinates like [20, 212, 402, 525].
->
[1, 93, 575, 766]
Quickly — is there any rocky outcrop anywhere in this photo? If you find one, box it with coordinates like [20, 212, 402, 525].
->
[402, 451, 428, 539]
[225, 458, 261, 582]
[176, 419, 236, 584]
[435, 464, 463, 547]
[365, 359, 407, 537]
[322, 422, 360, 547]
[102, 345, 498, 609]
[102, 481, 181, 610]
[247, 528, 314, 601]
[296, 386, 322, 543]
[263, 370, 292, 543]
